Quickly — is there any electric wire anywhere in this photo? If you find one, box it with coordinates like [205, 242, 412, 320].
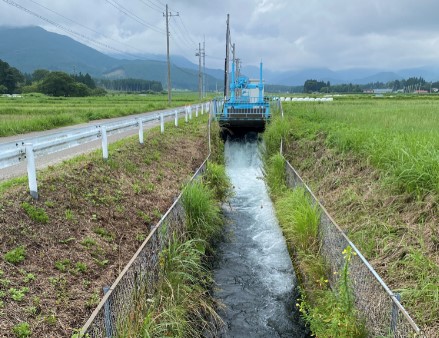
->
[1, 0, 160, 62]
[104, 0, 165, 34]
[170, 16, 196, 50]
[24, 0, 148, 55]
[138, 0, 162, 13]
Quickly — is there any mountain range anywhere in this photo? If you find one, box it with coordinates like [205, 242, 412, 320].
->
[1, 26, 439, 89]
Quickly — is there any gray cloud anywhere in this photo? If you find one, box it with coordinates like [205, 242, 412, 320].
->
[1, 0, 439, 72]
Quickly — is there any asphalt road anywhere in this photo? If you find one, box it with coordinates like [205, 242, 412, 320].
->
[0, 109, 181, 182]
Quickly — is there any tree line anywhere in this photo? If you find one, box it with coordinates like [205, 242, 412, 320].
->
[303, 76, 439, 94]
[97, 78, 163, 93]
[0, 59, 164, 97]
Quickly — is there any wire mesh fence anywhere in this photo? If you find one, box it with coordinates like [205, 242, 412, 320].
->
[284, 160, 423, 338]
[79, 158, 208, 337]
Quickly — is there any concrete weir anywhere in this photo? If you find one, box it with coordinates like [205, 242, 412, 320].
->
[213, 135, 308, 338]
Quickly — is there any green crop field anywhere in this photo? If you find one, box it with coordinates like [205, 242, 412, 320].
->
[285, 95, 439, 196]
[0, 92, 204, 137]
[273, 94, 439, 334]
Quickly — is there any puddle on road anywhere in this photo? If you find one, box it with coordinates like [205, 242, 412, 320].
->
[214, 136, 308, 338]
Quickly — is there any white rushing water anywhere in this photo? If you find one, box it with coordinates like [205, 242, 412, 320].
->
[214, 137, 307, 338]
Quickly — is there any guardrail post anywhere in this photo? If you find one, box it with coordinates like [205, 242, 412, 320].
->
[201, 103, 204, 115]
[189, 106, 192, 120]
[160, 113, 164, 133]
[103, 286, 113, 338]
[101, 126, 108, 160]
[174, 110, 178, 127]
[196, 105, 199, 117]
[25, 143, 38, 200]
[138, 120, 144, 144]
[185, 107, 188, 123]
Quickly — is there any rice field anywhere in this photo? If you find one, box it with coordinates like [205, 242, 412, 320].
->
[284, 95, 439, 196]
[0, 92, 201, 137]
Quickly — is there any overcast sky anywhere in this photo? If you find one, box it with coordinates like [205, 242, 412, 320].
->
[1, 0, 439, 72]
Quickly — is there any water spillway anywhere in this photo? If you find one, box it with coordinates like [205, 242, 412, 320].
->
[214, 136, 308, 337]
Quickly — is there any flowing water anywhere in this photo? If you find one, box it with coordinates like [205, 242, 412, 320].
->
[214, 136, 308, 337]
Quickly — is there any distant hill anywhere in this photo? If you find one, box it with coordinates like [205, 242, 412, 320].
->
[1, 26, 439, 89]
[0, 26, 222, 91]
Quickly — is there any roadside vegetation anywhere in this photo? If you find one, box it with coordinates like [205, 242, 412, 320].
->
[0, 114, 210, 337]
[0, 92, 202, 137]
[265, 95, 438, 336]
[118, 162, 231, 337]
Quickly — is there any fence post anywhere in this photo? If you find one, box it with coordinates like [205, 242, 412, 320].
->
[208, 116, 211, 154]
[160, 113, 164, 133]
[390, 293, 401, 335]
[196, 105, 199, 118]
[185, 107, 188, 123]
[138, 120, 144, 144]
[103, 286, 113, 338]
[189, 106, 192, 120]
[101, 126, 108, 160]
[174, 110, 178, 127]
[25, 143, 38, 200]
[201, 104, 204, 115]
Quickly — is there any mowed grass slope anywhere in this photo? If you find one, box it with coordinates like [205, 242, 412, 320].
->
[277, 95, 439, 335]
[0, 93, 201, 137]
[0, 115, 208, 337]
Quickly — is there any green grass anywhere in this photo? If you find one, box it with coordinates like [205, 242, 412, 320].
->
[3, 246, 26, 265]
[0, 92, 201, 136]
[282, 95, 439, 196]
[181, 180, 223, 243]
[21, 202, 49, 223]
[203, 161, 232, 203]
[264, 137, 366, 337]
[274, 95, 439, 332]
[117, 175, 227, 337]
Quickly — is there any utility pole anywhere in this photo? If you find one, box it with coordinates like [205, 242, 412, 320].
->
[224, 14, 230, 98]
[203, 36, 206, 97]
[196, 42, 202, 99]
[163, 4, 179, 104]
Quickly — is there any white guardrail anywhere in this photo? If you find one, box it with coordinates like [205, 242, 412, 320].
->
[0, 102, 212, 199]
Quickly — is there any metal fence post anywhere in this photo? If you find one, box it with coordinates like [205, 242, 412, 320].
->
[390, 293, 401, 335]
[138, 120, 144, 144]
[174, 110, 178, 127]
[189, 106, 192, 120]
[25, 143, 38, 200]
[196, 105, 199, 117]
[101, 126, 108, 160]
[160, 113, 164, 133]
[201, 104, 204, 115]
[185, 107, 188, 123]
[103, 286, 113, 338]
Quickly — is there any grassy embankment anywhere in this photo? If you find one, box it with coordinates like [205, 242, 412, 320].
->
[265, 95, 439, 336]
[0, 113, 213, 337]
[0, 92, 205, 137]
[117, 159, 231, 337]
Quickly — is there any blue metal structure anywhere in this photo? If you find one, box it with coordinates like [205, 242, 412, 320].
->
[217, 60, 270, 129]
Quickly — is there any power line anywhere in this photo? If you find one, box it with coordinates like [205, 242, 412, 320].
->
[25, 0, 148, 55]
[170, 17, 196, 51]
[138, 0, 162, 12]
[176, 16, 197, 46]
[1, 0, 162, 62]
[104, 0, 165, 34]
